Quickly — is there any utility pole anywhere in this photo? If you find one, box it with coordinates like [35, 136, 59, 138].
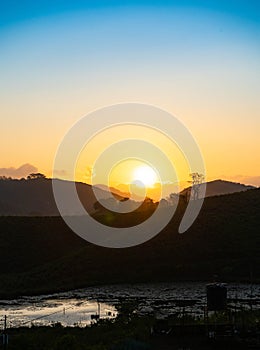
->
[98, 302, 101, 319]
[250, 265, 253, 311]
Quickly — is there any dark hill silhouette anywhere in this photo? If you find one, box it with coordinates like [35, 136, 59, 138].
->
[0, 178, 122, 216]
[0, 188, 259, 298]
[181, 179, 255, 199]
[0, 178, 255, 217]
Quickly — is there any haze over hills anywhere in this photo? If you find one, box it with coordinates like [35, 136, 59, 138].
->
[94, 183, 130, 199]
[0, 178, 256, 216]
[0, 178, 123, 216]
[181, 179, 255, 199]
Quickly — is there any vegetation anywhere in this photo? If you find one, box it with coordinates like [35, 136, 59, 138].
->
[2, 316, 152, 350]
[0, 189, 259, 298]
[2, 308, 260, 350]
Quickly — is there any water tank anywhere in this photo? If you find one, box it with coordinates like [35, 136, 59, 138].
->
[206, 283, 227, 311]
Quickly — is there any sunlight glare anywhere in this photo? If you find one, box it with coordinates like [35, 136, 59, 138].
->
[133, 165, 157, 187]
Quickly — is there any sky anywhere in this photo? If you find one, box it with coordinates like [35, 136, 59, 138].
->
[1, 0, 260, 193]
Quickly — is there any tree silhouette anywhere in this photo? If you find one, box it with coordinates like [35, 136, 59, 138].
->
[27, 173, 46, 180]
[0, 176, 13, 180]
[189, 172, 204, 200]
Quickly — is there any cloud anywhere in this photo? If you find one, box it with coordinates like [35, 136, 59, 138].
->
[0, 163, 38, 178]
[52, 169, 68, 177]
[212, 174, 260, 187]
[231, 175, 260, 187]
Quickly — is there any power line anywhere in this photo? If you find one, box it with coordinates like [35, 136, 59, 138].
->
[1, 298, 104, 330]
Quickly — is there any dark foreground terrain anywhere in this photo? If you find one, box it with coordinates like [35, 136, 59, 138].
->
[1, 308, 260, 350]
[0, 188, 259, 298]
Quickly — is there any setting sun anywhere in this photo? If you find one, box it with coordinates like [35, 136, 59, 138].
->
[133, 165, 158, 187]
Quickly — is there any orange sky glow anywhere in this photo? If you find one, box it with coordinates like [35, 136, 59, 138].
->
[1, 5, 259, 197]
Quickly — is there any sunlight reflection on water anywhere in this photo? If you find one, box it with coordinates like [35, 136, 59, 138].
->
[1, 282, 259, 328]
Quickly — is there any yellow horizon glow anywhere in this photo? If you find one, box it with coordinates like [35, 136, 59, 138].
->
[1, 6, 259, 192]
[73, 123, 187, 200]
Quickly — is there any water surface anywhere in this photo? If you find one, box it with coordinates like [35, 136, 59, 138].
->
[1, 282, 259, 328]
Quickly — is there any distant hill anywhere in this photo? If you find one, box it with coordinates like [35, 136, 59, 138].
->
[0, 178, 122, 216]
[0, 178, 256, 217]
[0, 188, 259, 297]
[94, 184, 130, 199]
[181, 179, 255, 199]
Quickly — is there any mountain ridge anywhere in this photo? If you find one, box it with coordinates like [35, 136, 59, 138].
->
[0, 177, 256, 216]
[0, 187, 259, 297]
[0, 178, 123, 216]
[181, 179, 255, 199]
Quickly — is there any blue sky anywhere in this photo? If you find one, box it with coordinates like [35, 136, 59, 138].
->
[1, 1, 260, 28]
[0, 1, 260, 185]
